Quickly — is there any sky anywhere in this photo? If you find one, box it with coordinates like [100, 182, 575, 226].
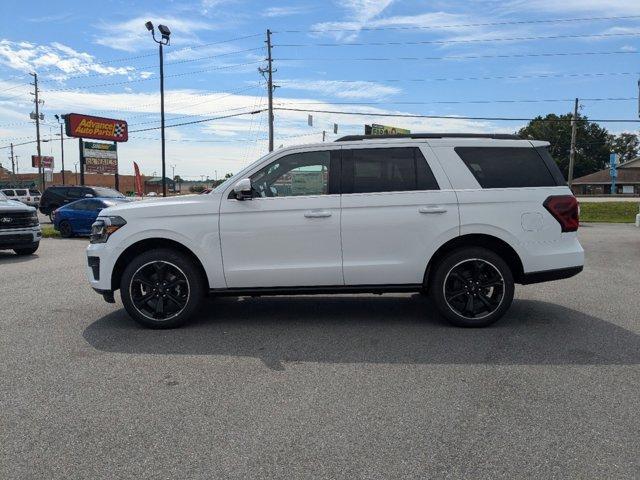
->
[0, 0, 639, 180]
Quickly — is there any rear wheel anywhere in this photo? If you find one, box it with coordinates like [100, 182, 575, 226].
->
[59, 220, 73, 238]
[120, 248, 205, 329]
[430, 247, 514, 327]
[14, 243, 39, 256]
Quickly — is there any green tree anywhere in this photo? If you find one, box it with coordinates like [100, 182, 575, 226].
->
[609, 132, 639, 164]
[518, 113, 611, 179]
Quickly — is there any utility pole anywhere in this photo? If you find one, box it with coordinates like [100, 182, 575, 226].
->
[9, 143, 15, 175]
[259, 29, 275, 152]
[30, 72, 45, 191]
[55, 115, 66, 185]
[568, 98, 579, 188]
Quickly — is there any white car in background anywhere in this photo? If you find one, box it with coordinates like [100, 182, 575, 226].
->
[86, 133, 584, 329]
[0, 190, 41, 255]
[1, 188, 41, 208]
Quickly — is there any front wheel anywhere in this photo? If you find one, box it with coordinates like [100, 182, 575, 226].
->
[430, 247, 514, 327]
[120, 248, 205, 329]
[58, 220, 73, 238]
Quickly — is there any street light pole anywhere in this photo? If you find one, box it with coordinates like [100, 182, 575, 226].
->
[55, 114, 65, 185]
[145, 21, 171, 197]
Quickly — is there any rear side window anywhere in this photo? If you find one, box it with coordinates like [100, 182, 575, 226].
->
[2, 189, 15, 196]
[454, 147, 561, 188]
[344, 147, 439, 194]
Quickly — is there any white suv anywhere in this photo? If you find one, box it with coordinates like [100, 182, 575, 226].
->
[86, 134, 583, 328]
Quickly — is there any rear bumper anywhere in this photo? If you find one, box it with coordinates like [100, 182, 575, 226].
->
[519, 265, 583, 285]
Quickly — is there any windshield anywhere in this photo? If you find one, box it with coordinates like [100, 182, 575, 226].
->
[29, 189, 40, 195]
[92, 187, 125, 198]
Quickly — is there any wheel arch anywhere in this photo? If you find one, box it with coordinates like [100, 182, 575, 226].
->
[111, 237, 209, 292]
[423, 233, 524, 290]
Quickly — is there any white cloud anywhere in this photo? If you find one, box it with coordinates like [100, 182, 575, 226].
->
[620, 44, 637, 52]
[311, 0, 396, 40]
[504, 0, 640, 15]
[263, 6, 312, 17]
[0, 40, 135, 80]
[93, 16, 212, 52]
[280, 79, 400, 99]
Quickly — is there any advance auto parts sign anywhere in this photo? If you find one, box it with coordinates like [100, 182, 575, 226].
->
[83, 141, 118, 174]
[65, 113, 128, 142]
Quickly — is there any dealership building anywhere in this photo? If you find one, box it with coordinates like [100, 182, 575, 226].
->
[572, 157, 640, 195]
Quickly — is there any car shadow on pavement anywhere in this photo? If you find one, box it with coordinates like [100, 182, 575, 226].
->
[83, 296, 640, 370]
[0, 251, 40, 264]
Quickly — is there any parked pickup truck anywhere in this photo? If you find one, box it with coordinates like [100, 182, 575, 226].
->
[0, 190, 41, 256]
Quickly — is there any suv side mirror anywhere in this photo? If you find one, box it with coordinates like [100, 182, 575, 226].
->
[233, 178, 252, 200]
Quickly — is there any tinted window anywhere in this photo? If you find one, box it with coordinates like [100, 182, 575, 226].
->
[29, 189, 40, 195]
[250, 151, 332, 197]
[15, 189, 27, 196]
[2, 189, 15, 196]
[454, 147, 559, 188]
[92, 187, 125, 198]
[67, 188, 83, 199]
[346, 147, 439, 193]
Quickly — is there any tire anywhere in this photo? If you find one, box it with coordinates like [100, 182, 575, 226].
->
[429, 247, 514, 327]
[120, 248, 205, 329]
[59, 220, 73, 238]
[14, 243, 39, 256]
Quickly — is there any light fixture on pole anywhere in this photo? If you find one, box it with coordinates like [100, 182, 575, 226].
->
[54, 114, 66, 185]
[145, 20, 171, 197]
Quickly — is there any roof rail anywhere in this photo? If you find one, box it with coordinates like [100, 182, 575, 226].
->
[335, 133, 521, 142]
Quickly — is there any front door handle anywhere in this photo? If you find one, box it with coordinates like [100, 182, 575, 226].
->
[304, 210, 332, 218]
[418, 206, 447, 214]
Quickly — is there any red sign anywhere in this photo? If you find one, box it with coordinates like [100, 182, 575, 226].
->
[32, 155, 54, 169]
[65, 113, 128, 142]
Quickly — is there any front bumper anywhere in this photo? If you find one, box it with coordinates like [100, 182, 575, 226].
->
[86, 241, 121, 292]
[0, 227, 41, 250]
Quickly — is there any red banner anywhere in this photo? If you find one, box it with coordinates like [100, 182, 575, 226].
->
[65, 113, 128, 142]
[32, 155, 54, 169]
[134, 162, 143, 196]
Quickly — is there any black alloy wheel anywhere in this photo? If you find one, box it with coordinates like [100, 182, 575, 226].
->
[120, 248, 205, 328]
[443, 259, 505, 320]
[130, 261, 190, 321]
[430, 247, 514, 327]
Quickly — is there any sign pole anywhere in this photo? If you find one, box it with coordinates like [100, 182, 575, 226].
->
[79, 138, 85, 186]
[114, 142, 119, 192]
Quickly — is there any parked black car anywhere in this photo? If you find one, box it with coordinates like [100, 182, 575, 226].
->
[39, 186, 125, 221]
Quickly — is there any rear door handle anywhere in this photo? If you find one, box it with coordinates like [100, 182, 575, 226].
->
[304, 210, 332, 218]
[418, 206, 447, 214]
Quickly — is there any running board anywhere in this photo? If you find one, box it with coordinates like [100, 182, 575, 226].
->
[209, 284, 423, 297]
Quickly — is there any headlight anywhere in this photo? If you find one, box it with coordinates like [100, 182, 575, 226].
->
[90, 216, 127, 244]
[29, 211, 39, 226]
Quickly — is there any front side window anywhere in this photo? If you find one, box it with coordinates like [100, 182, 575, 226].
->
[344, 147, 439, 194]
[15, 189, 27, 196]
[250, 151, 332, 198]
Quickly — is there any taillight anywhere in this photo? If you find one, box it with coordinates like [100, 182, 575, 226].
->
[544, 195, 579, 232]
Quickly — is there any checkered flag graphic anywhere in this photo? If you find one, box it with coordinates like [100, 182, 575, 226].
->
[114, 123, 126, 138]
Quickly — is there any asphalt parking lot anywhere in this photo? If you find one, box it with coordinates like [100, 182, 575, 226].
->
[1, 224, 639, 479]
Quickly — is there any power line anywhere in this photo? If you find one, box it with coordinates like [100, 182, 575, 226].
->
[129, 108, 268, 133]
[275, 50, 640, 62]
[275, 14, 640, 33]
[274, 107, 640, 123]
[49, 47, 266, 82]
[279, 71, 640, 85]
[276, 97, 637, 107]
[40, 61, 262, 92]
[275, 31, 640, 47]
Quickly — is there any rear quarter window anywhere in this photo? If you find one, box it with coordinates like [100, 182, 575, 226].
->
[454, 146, 562, 188]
